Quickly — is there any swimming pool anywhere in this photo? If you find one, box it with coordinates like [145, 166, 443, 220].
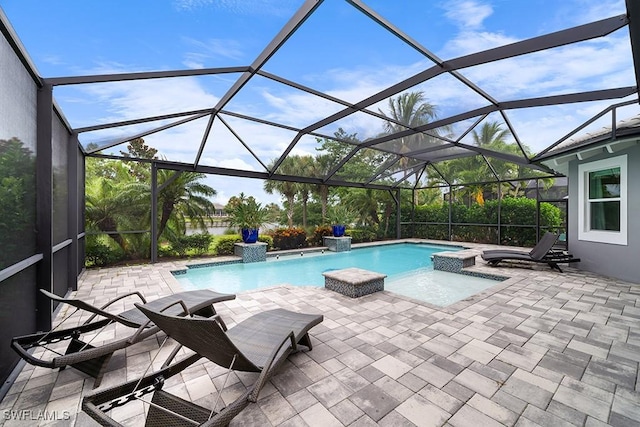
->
[174, 243, 500, 306]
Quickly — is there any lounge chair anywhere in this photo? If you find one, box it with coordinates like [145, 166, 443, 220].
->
[82, 304, 323, 426]
[11, 289, 235, 388]
[481, 232, 580, 272]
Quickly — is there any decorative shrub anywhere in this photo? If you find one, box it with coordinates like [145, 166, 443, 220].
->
[169, 233, 213, 256]
[348, 227, 377, 243]
[310, 226, 333, 246]
[213, 234, 272, 255]
[259, 235, 273, 250]
[271, 228, 307, 250]
[213, 235, 242, 255]
[85, 240, 124, 267]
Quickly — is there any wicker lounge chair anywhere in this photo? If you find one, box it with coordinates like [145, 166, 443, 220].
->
[481, 232, 580, 272]
[11, 289, 235, 388]
[82, 305, 323, 427]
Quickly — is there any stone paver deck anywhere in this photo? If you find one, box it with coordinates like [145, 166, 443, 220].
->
[1, 239, 639, 426]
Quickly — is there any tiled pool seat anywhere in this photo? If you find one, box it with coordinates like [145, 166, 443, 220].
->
[322, 236, 352, 252]
[432, 250, 476, 272]
[322, 267, 386, 298]
[234, 242, 268, 263]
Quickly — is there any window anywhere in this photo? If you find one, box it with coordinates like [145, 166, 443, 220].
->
[578, 155, 627, 245]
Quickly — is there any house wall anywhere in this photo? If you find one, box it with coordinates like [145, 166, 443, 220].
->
[568, 144, 640, 282]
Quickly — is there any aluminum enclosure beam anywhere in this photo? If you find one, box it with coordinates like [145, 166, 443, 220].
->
[192, 0, 324, 167]
[625, 0, 640, 98]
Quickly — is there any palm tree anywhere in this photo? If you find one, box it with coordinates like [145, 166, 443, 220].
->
[264, 156, 302, 228]
[453, 121, 515, 205]
[295, 156, 315, 228]
[344, 188, 380, 227]
[156, 169, 217, 240]
[311, 154, 332, 223]
[378, 91, 440, 176]
[472, 121, 511, 148]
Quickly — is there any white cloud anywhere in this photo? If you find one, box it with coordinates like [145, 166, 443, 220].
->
[201, 156, 260, 171]
[182, 37, 245, 68]
[441, 0, 493, 31]
[573, 0, 626, 24]
[441, 31, 518, 57]
[173, 0, 301, 17]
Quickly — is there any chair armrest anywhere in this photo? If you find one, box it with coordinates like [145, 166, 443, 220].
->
[85, 291, 146, 324]
[10, 339, 56, 369]
[128, 300, 190, 343]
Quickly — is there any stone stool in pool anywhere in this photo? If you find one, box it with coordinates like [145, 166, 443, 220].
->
[322, 267, 386, 298]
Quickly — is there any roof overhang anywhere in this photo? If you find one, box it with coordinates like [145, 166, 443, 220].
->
[539, 136, 640, 175]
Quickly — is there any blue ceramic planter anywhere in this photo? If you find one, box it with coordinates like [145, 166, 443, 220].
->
[332, 224, 346, 237]
[241, 228, 259, 243]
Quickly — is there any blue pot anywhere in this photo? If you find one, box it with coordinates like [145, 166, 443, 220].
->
[332, 224, 346, 237]
[241, 228, 259, 243]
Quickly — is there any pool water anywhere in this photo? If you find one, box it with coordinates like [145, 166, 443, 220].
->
[175, 243, 500, 306]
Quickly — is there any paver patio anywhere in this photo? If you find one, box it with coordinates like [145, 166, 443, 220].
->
[1, 240, 638, 426]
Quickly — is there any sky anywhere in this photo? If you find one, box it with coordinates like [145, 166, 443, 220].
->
[1, 0, 637, 206]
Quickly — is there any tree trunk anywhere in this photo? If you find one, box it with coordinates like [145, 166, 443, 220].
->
[158, 199, 174, 240]
[98, 218, 128, 254]
[320, 186, 328, 224]
[287, 195, 295, 228]
[384, 203, 392, 235]
[302, 195, 308, 228]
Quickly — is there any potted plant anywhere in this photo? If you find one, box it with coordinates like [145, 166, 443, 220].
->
[327, 205, 354, 237]
[228, 194, 267, 243]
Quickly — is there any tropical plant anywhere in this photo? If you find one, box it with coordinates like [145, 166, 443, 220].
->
[84, 139, 217, 263]
[156, 169, 217, 240]
[327, 204, 357, 226]
[227, 193, 267, 229]
[436, 121, 521, 205]
[85, 160, 149, 255]
[378, 91, 447, 177]
[341, 188, 381, 227]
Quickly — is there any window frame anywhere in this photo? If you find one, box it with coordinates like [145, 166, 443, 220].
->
[577, 155, 627, 245]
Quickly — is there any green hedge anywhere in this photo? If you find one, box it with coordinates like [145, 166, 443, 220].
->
[85, 238, 125, 267]
[408, 197, 562, 246]
[348, 227, 377, 243]
[167, 233, 213, 256]
[213, 234, 273, 255]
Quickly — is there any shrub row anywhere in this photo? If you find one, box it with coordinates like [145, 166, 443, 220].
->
[406, 198, 562, 246]
[166, 234, 213, 256]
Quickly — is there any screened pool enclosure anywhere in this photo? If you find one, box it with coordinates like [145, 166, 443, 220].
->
[2, 0, 640, 387]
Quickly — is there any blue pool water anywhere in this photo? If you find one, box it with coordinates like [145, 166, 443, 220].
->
[175, 243, 500, 306]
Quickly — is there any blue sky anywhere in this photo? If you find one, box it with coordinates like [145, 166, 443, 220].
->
[1, 0, 636, 206]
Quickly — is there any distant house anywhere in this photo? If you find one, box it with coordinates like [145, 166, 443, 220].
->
[213, 203, 227, 217]
[535, 114, 640, 282]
